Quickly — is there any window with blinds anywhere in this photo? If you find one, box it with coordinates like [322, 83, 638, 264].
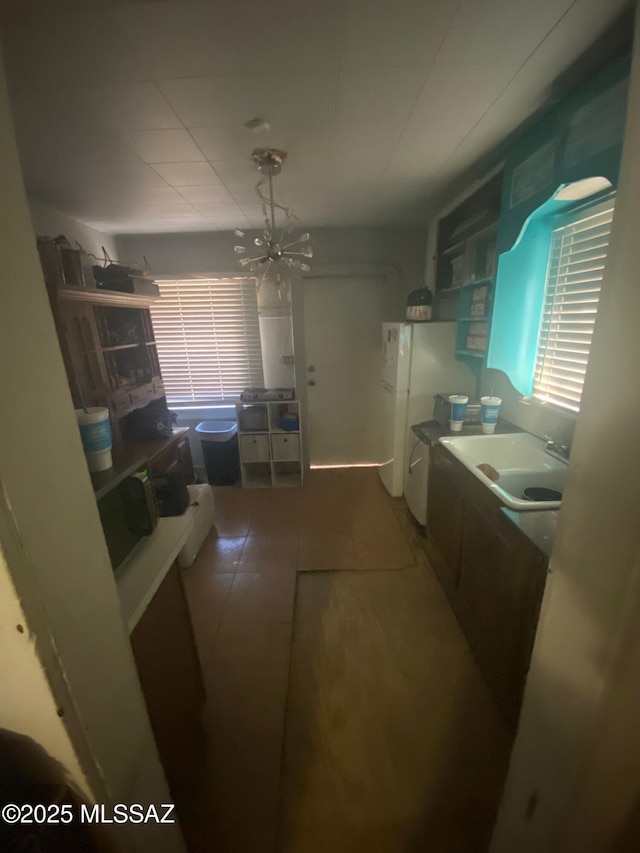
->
[532, 195, 615, 413]
[150, 278, 264, 404]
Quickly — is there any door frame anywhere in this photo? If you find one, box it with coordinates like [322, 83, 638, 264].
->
[290, 264, 400, 469]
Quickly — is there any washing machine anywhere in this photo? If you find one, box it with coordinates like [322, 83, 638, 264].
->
[404, 423, 432, 526]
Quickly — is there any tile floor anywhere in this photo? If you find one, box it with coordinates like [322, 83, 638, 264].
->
[180, 468, 511, 852]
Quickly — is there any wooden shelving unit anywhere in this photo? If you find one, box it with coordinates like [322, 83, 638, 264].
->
[46, 286, 168, 451]
[432, 172, 503, 372]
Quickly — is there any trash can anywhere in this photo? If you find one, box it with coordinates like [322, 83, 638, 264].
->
[196, 420, 240, 486]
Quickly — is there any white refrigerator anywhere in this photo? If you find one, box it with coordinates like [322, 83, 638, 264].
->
[378, 322, 474, 497]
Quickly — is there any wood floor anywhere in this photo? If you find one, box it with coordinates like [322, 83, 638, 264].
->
[180, 468, 511, 852]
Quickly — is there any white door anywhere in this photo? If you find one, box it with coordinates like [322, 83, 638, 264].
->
[302, 275, 384, 466]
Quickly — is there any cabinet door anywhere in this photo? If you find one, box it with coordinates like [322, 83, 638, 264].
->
[426, 445, 465, 591]
[59, 302, 108, 409]
[458, 482, 547, 725]
[240, 433, 270, 463]
[271, 433, 300, 461]
[151, 434, 195, 485]
[130, 562, 205, 805]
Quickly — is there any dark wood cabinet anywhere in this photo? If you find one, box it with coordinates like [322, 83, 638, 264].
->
[47, 287, 167, 445]
[458, 480, 547, 726]
[130, 561, 205, 806]
[57, 300, 110, 410]
[146, 430, 195, 485]
[426, 445, 549, 728]
[426, 445, 465, 594]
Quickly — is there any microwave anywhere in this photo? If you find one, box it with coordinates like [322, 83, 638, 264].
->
[93, 457, 158, 571]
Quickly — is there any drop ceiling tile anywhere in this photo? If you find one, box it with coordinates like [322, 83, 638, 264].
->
[225, 0, 343, 73]
[159, 72, 337, 128]
[4, 9, 150, 87]
[198, 215, 250, 230]
[151, 162, 222, 186]
[158, 76, 261, 127]
[388, 64, 519, 174]
[115, 161, 174, 189]
[92, 83, 182, 132]
[118, 1, 244, 80]
[452, 0, 573, 31]
[122, 129, 205, 163]
[195, 120, 402, 174]
[340, 0, 455, 68]
[435, 25, 544, 67]
[177, 185, 236, 204]
[190, 126, 258, 161]
[192, 202, 244, 217]
[109, 218, 210, 234]
[207, 159, 261, 186]
[336, 67, 428, 124]
[126, 186, 187, 206]
[125, 203, 204, 219]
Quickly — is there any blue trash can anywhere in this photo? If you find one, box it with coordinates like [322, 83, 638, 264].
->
[195, 420, 240, 486]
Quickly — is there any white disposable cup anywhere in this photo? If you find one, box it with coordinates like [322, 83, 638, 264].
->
[76, 407, 113, 472]
[449, 420, 464, 432]
[480, 396, 502, 435]
[449, 394, 469, 422]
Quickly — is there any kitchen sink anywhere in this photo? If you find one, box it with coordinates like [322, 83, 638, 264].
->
[439, 432, 568, 510]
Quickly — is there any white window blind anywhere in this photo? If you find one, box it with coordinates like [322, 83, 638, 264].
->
[150, 278, 264, 404]
[533, 195, 615, 413]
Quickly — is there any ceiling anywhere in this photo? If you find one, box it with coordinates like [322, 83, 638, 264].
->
[1, 0, 634, 235]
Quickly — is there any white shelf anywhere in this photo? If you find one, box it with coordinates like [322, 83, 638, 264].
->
[236, 400, 303, 488]
[241, 462, 272, 488]
[271, 462, 303, 488]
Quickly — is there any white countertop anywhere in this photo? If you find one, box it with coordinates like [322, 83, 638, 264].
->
[116, 513, 194, 633]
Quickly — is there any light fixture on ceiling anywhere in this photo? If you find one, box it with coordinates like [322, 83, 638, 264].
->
[233, 146, 313, 288]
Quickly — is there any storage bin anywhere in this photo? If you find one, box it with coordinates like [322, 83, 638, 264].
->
[238, 405, 268, 431]
[240, 433, 270, 463]
[271, 433, 300, 462]
[196, 420, 240, 486]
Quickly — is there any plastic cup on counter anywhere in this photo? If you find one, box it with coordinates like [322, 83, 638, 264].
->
[449, 395, 468, 432]
[76, 407, 113, 471]
[480, 396, 502, 434]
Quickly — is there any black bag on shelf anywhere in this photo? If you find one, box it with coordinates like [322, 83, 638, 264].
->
[151, 471, 189, 517]
[92, 263, 134, 292]
[120, 399, 177, 442]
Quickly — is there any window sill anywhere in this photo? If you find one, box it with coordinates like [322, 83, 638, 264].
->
[518, 395, 579, 422]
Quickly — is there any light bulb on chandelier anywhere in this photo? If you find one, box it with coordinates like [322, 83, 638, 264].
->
[233, 143, 313, 289]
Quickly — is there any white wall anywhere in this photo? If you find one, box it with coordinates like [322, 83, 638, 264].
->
[29, 200, 119, 262]
[0, 46, 184, 853]
[491, 8, 640, 849]
[116, 225, 427, 319]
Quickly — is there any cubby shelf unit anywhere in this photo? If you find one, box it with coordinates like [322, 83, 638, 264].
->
[235, 399, 303, 488]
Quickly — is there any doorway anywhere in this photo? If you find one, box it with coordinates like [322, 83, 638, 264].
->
[301, 273, 387, 467]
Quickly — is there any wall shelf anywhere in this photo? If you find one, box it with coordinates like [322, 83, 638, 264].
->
[102, 343, 142, 352]
[455, 349, 486, 359]
[459, 275, 495, 289]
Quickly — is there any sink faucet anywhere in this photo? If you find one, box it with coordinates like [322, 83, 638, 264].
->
[544, 436, 571, 463]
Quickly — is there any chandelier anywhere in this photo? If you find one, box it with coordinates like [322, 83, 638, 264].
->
[234, 147, 313, 287]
